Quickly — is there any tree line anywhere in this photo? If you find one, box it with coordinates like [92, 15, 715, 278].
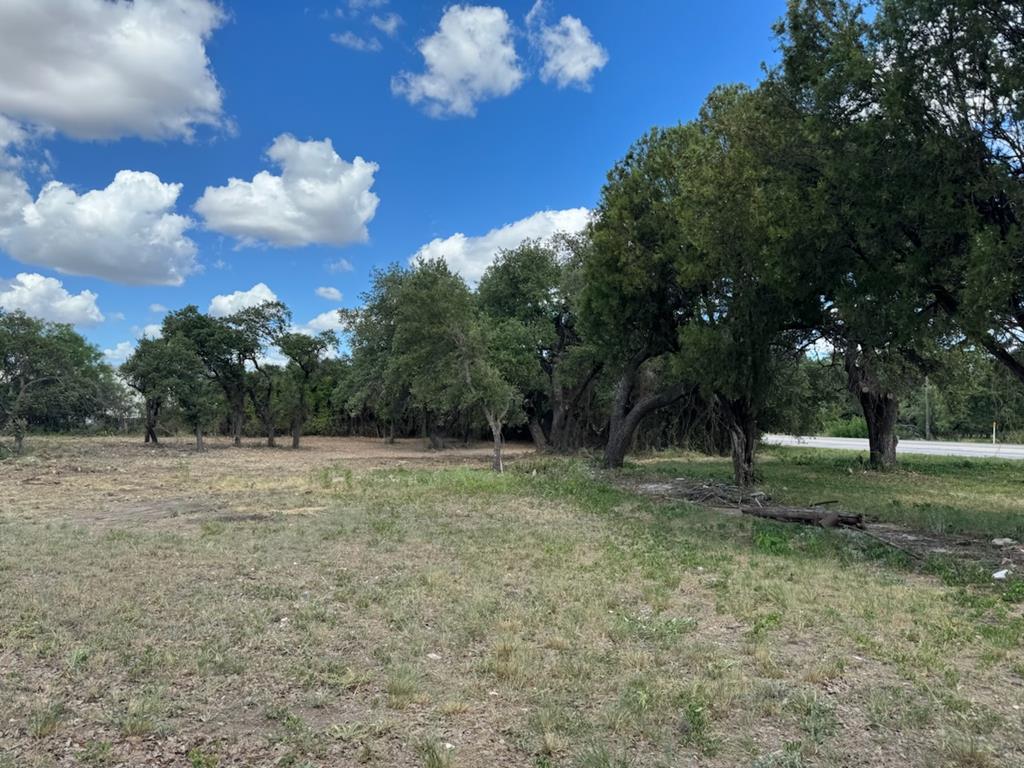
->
[3, 1, 1023, 485]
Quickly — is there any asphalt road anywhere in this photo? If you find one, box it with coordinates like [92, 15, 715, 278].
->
[762, 434, 1024, 461]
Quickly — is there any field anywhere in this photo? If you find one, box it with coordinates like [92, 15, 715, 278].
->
[2, 437, 1023, 767]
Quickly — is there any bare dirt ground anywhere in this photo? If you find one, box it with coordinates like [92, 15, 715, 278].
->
[1, 436, 535, 529]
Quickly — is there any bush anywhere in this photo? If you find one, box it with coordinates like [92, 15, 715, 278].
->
[822, 417, 868, 438]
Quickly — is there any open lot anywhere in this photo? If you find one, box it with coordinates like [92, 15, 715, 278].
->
[2, 437, 1023, 767]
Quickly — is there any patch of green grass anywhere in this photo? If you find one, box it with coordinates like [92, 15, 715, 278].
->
[633, 447, 1024, 539]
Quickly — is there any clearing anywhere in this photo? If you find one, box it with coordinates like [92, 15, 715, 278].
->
[1, 437, 1022, 767]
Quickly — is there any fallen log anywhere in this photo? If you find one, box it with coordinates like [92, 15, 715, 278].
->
[740, 506, 864, 529]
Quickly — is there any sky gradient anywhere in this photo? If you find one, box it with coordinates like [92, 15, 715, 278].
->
[0, 0, 787, 362]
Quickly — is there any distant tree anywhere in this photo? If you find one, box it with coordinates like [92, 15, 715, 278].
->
[395, 259, 517, 471]
[121, 336, 177, 444]
[164, 335, 222, 451]
[477, 235, 602, 452]
[340, 265, 410, 442]
[278, 330, 338, 449]
[0, 310, 108, 453]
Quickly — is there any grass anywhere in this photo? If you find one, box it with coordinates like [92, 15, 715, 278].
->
[630, 446, 1024, 539]
[1, 436, 1023, 766]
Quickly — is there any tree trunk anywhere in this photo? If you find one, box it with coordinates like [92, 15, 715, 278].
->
[291, 418, 301, 449]
[143, 398, 160, 444]
[230, 391, 245, 447]
[266, 420, 276, 447]
[722, 398, 757, 487]
[13, 432, 24, 455]
[846, 352, 898, 469]
[195, 426, 205, 451]
[603, 358, 690, 469]
[485, 410, 504, 473]
[527, 416, 548, 452]
[549, 362, 601, 453]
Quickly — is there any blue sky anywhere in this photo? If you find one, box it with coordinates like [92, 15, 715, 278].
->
[0, 0, 785, 361]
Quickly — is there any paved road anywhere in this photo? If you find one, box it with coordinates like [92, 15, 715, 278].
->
[762, 434, 1024, 461]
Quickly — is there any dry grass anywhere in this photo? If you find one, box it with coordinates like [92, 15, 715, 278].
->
[1, 436, 1022, 767]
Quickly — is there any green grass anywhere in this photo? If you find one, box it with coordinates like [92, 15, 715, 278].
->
[2, 439, 1023, 766]
[630, 446, 1024, 539]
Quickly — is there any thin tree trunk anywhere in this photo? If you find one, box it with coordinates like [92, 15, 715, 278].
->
[846, 352, 898, 469]
[195, 426, 205, 451]
[485, 410, 504, 473]
[266, 419, 276, 447]
[292, 419, 301, 449]
[550, 362, 602, 453]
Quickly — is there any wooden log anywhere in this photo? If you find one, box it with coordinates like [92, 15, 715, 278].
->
[740, 506, 864, 529]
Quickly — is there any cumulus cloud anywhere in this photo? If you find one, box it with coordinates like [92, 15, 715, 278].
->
[411, 207, 590, 283]
[103, 340, 135, 365]
[328, 257, 355, 273]
[207, 282, 278, 318]
[392, 5, 524, 117]
[0, 0, 225, 140]
[139, 323, 163, 339]
[0, 272, 104, 325]
[195, 134, 380, 248]
[331, 31, 382, 52]
[528, 2, 608, 89]
[370, 12, 402, 36]
[295, 309, 346, 337]
[0, 169, 198, 286]
[149, 303, 168, 314]
[316, 286, 343, 301]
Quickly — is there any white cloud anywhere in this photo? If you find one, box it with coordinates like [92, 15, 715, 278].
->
[411, 207, 590, 283]
[149, 303, 168, 314]
[195, 134, 380, 248]
[331, 31, 382, 52]
[0, 0, 225, 141]
[349, 0, 387, 10]
[392, 5, 524, 117]
[328, 257, 355, 273]
[316, 286, 343, 301]
[139, 323, 163, 339]
[295, 309, 346, 337]
[530, 7, 608, 90]
[103, 340, 135, 365]
[208, 282, 278, 318]
[370, 12, 402, 36]
[0, 272, 104, 325]
[0, 169, 198, 285]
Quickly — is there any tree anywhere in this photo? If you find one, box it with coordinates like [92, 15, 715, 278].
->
[121, 336, 176, 444]
[0, 310, 110, 453]
[233, 302, 291, 446]
[161, 304, 287, 447]
[164, 335, 222, 451]
[278, 330, 338, 449]
[394, 259, 517, 472]
[340, 265, 411, 442]
[478, 235, 602, 452]
[581, 126, 700, 469]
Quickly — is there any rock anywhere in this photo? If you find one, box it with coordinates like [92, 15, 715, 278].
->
[992, 538, 1017, 547]
[992, 569, 1010, 581]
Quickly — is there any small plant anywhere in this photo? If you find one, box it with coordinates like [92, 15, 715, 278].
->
[28, 700, 64, 738]
[386, 665, 421, 709]
[417, 738, 454, 768]
[188, 748, 220, 768]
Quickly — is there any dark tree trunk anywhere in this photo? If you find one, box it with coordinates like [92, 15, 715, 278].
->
[195, 426, 205, 451]
[266, 420, 276, 447]
[720, 397, 757, 487]
[549, 363, 602, 453]
[846, 352, 898, 469]
[229, 389, 245, 447]
[603, 357, 690, 469]
[144, 399, 160, 444]
[527, 416, 548, 451]
[13, 432, 24, 454]
[291, 418, 301, 449]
